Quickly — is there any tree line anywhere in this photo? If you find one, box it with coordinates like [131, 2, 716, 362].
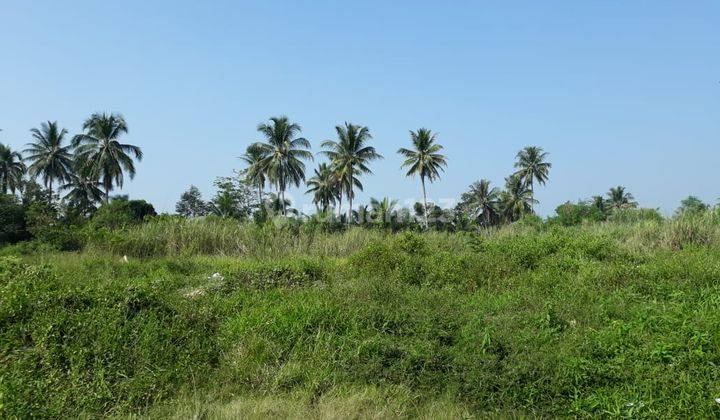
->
[0, 113, 142, 215]
[177, 115, 555, 229]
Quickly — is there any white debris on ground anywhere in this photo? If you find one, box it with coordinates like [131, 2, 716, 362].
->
[183, 288, 205, 299]
[122, 255, 129, 263]
[183, 272, 225, 300]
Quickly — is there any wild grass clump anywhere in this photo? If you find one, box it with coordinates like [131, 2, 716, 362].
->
[661, 212, 720, 250]
[85, 217, 474, 259]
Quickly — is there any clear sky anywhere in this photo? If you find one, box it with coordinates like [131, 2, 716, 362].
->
[1, 0, 718, 215]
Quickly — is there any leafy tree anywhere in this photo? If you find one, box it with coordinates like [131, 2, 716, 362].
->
[321, 122, 382, 224]
[459, 179, 500, 227]
[240, 143, 270, 204]
[24, 121, 74, 202]
[513, 146, 551, 212]
[209, 175, 254, 219]
[0, 194, 28, 243]
[306, 163, 338, 213]
[606, 186, 637, 211]
[552, 201, 605, 226]
[175, 185, 209, 217]
[72, 113, 143, 202]
[0, 142, 26, 194]
[500, 174, 536, 222]
[90, 197, 156, 229]
[19, 179, 50, 208]
[590, 195, 607, 216]
[397, 128, 447, 228]
[676, 195, 709, 216]
[252, 116, 312, 216]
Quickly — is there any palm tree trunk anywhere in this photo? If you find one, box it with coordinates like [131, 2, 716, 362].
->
[337, 195, 342, 218]
[530, 182, 534, 214]
[105, 185, 110, 204]
[281, 188, 286, 216]
[347, 189, 353, 226]
[49, 180, 53, 205]
[421, 176, 428, 229]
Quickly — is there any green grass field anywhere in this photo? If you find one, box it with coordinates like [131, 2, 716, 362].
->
[2, 219, 720, 418]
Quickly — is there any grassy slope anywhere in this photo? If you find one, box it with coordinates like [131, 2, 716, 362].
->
[2, 223, 720, 418]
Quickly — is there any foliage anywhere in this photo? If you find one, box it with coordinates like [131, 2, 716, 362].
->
[24, 121, 74, 199]
[72, 113, 143, 200]
[0, 195, 28, 243]
[208, 175, 255, 220]
[607, 186, 637, 210]
[550, 200, 606, 226]
[175, 185, 209, 218]
[458, 179, 500, 227]
[397, 128, 447, 227]
[676, 195, 709, 216]
[252, 116, 312, 216]
[321, 122, 382, 223]
[90, 197, 157, 230]
[0, 143, 25, 195]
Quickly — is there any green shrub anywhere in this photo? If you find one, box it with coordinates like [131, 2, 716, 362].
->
[609, 208, 664, 223]
[90, 198, 157, 230]
[0, 194, 28, 244]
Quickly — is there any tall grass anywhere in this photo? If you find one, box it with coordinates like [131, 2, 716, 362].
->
[85, 218, 471, 258]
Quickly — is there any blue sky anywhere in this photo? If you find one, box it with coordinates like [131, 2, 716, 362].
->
[1, 0, 718, 215]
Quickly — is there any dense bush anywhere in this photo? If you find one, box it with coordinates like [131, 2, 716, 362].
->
[550, 200, 606, 226]
[0, 194, 28, 244]
[89, 198, 157, 230]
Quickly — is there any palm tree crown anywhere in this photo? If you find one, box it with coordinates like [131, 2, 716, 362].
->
[500, 174, 536, 222]
[370, 196, 398, 228]
[253, 116, 312, 216]
[240, 143, 270, 204]
[606, 186, 637, 210]
[0, 141, 26, 195]
[61, 171, 105, 214]
[398, 128, 447, 228]
[513, 146, 551, 212]
[72, 113, 142, 202]
[24, 121, 74, 200]
[306, 162, 338, 213]
[321, 122, 382, 224]
[460, 179, 500, 227]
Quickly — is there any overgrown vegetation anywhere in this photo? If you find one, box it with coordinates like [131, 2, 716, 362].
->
[2, 217, 720, 417]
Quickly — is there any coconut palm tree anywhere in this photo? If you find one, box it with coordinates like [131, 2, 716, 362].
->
[60, 172, 105, 215]
[500, 174, 536, 222]
[240, 143, 270, 204]
[460, 179, 500, 227]
[24, 121, 74, 202]
[606, 186, 637, 211]
[370, 196, 398, 228]
[0, 141, 26, 195]
[513, 146, 551, 212]
[72, 113, 142, 202]
[321, 123, 382, 224]
[252, 116, 312, 216]
[306, 163, 338, 213]
[397, 128, 448, 228]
